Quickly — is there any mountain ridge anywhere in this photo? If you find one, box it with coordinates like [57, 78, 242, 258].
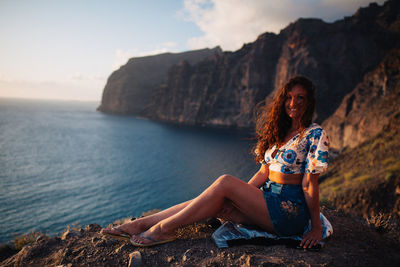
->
[97, 47, 222, 115]
[140, 0, 399, 130]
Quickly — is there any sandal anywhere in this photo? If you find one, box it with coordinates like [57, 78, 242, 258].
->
[101, 226, 131, 241]
[130, 233, 176, 247]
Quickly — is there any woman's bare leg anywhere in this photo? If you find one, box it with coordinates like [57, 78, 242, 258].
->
[216, 200, 252, 224]
[131, 174, 274, 244]
[101, 200, 192, 236]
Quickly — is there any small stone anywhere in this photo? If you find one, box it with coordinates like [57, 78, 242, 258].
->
[261, 256, 284, 266]
[239, 254, 247, 262]
[93, 239, 107, 247]
[148, 250, 158, 255]
[245, 255, 253, 266]
[114, 243, 130, 254]
[128, 251, 142, 267]
[61, 229, 81, 240]
[167, 256, 175, 263]
[36, 234, 49, 243]
[395, 186, 400, 195]
[182, 249, 192, 262]
[85, 224, 102, 232]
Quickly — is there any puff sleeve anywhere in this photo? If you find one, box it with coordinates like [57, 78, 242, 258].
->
[305, 128, 329, 174]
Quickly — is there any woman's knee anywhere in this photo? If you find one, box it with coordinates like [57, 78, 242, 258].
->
[213, 174, 237, 192]
[216, 174, 235, 185]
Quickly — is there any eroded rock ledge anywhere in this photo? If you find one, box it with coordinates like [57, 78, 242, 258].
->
[1, 209, 399, 267]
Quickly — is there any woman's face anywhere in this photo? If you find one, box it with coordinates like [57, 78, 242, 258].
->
[285, 85, 308, 120]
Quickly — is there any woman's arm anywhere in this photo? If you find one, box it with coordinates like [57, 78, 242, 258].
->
[247, 164, 269, 188]
[300, 173, 322, 248]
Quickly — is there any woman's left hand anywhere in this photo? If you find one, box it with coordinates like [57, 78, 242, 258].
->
[300, 227, 322, 248]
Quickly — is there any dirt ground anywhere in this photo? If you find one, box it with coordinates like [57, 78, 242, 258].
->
[1, 208, 399, 267]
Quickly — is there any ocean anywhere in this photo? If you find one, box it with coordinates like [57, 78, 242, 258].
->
[0, 98, 258, 243]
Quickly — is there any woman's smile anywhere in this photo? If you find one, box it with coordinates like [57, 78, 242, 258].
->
[285, 85, 307, 119]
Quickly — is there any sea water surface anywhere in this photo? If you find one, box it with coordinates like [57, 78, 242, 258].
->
[0, 98, 258, 243]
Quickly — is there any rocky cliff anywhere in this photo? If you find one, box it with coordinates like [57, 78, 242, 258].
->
[144, 0, 400, 128]
[97, 47, 222, 115]
[323, 48, 400, 150]
[320, 112, 400, 220]
[146, 32, 283, 127]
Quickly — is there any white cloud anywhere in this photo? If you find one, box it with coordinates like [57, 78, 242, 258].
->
[71, 72, 85, 80]
[90, 74, 106, 81]
[112, 42, 178, 70]
[70, 72, 106, 81]
[181, 0, 386, 51]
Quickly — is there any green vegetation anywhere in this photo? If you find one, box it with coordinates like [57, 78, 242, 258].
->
[382, 157, 397, 166]
[12, 230, 42, 251]
[385, 162, 400, 173]
[323, 176, 343, 187]
[63, 222, 81, 232]
[320, 113, 400, 220]
[366, 213, 394, 232]
[352, 174, 372, 183]
[343, 171, 357, 181]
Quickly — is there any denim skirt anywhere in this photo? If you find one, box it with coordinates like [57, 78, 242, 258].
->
[262, 180, 310, 236]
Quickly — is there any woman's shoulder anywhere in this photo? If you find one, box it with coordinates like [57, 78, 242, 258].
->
[306, 122, 322, 130]
[303, 123, 327, 138]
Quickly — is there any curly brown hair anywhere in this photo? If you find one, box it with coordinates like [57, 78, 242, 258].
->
[253, 76, 316, 163]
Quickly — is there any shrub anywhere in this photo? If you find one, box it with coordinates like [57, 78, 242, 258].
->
[385, 162, 400, 173]
[12, 231, 42, 251]
[141, 209, 161, 217]
[366, 213, 393, 232]
[352, 175, 372, 183]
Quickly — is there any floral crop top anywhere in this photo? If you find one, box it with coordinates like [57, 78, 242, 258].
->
[262, 123, 329, 174]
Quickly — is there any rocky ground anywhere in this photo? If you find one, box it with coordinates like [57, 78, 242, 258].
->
[1, 208, 399, 267]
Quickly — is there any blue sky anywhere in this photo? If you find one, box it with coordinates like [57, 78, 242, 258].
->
[0, 0, 385, 102]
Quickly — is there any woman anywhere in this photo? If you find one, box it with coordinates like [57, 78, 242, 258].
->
[101, 76, 329, 249]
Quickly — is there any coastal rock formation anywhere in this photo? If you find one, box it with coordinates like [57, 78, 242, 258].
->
[144, 0, 400, 128]
[146, 32, 283, 127]
[1, 209, 399, 266]
[97, 47, 221, 115]
[320, 112, 400, 219]
[323, 48, 400, 150]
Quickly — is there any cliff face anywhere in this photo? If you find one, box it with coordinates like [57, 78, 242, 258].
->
[97, 47, 222, 115]
[323, 48, 400, 150]
[144, 0, 400, 128]
[320, 112, 400, 220]
[146, 33, 283, 127]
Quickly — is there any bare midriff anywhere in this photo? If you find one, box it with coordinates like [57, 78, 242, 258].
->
[268, 170, 303, 185]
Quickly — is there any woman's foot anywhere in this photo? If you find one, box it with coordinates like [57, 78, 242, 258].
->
[101, 220, 145, 238]
[130, 224, 176, 247]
